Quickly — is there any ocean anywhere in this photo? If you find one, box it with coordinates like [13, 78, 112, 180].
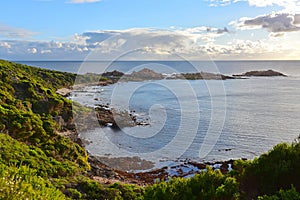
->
[18, 60, 300, 171]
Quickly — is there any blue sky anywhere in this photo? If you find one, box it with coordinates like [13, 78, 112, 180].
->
[1, 0, 300, 60]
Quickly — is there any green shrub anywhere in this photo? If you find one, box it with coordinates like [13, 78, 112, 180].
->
[75, 179, 121, 199]
[110, 183, 144, 200]
[0, 164, 67, 200]
[144, 167, 239, 200]
[65, 188, 82, 199]
[0, 133, 81, 178]
[233, 141, 300, 199]
[258, 186, 300, 200]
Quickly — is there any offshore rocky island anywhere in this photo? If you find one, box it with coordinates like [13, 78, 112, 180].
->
[100, 68, 287, 81]
[1, 59, 299, 200]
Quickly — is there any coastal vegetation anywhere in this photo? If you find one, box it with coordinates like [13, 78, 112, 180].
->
[0, 59, 299, 199]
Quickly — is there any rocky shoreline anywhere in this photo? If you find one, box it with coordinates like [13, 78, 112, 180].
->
[87, 155, 237, 185]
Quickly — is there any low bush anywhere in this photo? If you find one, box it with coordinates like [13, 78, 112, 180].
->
[144, 167, 239, 200]
[0, 163, 67, 200]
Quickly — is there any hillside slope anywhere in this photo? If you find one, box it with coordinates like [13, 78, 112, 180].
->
[0, 60, 88, 167]
[0, 60, 122, 199]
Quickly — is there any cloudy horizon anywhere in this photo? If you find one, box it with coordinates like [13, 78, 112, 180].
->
[1, 0, 300, 60]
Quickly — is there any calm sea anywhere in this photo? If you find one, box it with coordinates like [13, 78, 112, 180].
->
[18, 60, 300, 171]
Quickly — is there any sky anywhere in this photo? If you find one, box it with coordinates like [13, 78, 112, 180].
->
[0, 0, 300, 60]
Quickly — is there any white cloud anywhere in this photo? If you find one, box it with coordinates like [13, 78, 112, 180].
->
[67, 0, 101, 4]
[0, 26, 299, 60]
[34, 0, 53, 2]
[0, 39, 91, 60]
[294, 14, 300, 24]
[0, 24, 37, 39]
[269, 32, 285, 37]
[247, 0, 291, 7]
[0, 27, 230, 60]
[27, 48, 37, 54]
[209, 0, 243, 7]
[209, 0, 300, 12]
[247, 0, 300, 12]
[0, 42, 11, 48]
[230, 13, 300, 33]
[41, 49, 52, 54]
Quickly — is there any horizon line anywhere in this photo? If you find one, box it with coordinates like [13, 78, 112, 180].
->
[13, 59, 300, 62]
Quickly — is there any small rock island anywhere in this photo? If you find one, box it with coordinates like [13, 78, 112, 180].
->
[233, 69, 287, 77]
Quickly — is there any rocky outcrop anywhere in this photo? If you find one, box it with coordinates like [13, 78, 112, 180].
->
[168, 72, 235, 80]
[130, 68, 164, 80]
[102, 70, 124, 79]
[121, 68, 164, 81]
[101, 68, 165, 82]
[56, 88, 72, 97]
[95, 105, 137, 129]
[233, 69, 287, 77]
[73, 104, 149, 131]
[123, 68, 236, 81]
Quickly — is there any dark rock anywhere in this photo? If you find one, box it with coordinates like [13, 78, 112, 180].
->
[102, 70, 124, 78]
[188, 161, 207, 169]
[53, 116, 65, 128]
[88, 156, 116, 178]
[66, 123, 76, 130]
[220, 163, 229, 174]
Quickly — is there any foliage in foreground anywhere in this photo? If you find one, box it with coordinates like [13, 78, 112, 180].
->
[234, 139, 300, 199]
[0, 134, 81, 178]
[144, 167, 239, 200]
[142, 140, 300, 200]
[257, 186, 300, 200]
[0, 164, 67, 200]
